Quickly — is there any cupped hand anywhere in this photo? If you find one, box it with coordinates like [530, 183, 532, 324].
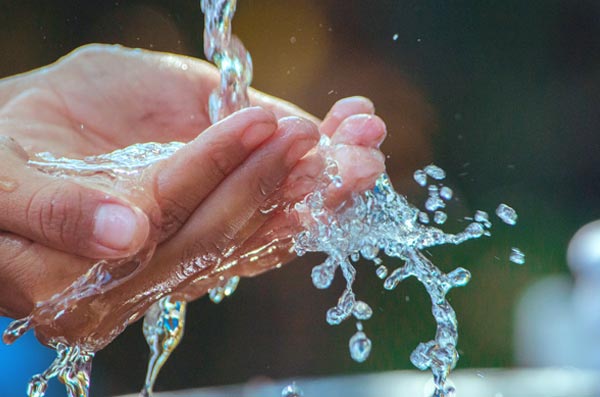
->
[0, 44, 386, 350]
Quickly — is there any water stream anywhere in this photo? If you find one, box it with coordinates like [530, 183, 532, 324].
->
[1, 1, 523, 396]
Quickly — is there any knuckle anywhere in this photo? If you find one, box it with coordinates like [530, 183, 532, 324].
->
[26, 181, 87, 250]
[158, 196, 192, 238]
[206, 145, 236, 184]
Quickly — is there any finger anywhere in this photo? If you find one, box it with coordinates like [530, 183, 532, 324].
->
[320, 96, 375, 137]
[172, 116, 319, 259]
[0, 232, 90, 319]
[0, 140, 150, 259]
[249, 89, 320, 124]
[63, 117, 320, 337]
[150, 107, 278, 239]
[282, 145, 385, 207]
[330, 114, 387, 148]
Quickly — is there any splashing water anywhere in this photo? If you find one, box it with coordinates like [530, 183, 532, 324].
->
[281, 382, 304, 397]
[27, 343, 94, 397]
[294, 164, 522, 396]
[140, 297, 187, 397]
[140, 1, 251, 394]
[5, 143, 184, 397]
[2, 1, 526, 396]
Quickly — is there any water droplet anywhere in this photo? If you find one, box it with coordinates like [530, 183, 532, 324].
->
[425, 197, 445, 212]
[3, 316, 32, 345]
[208, 288, 224, 304]
[281, 382, 304, 397]
[0, 178, 17, 192]
[419, 211, 430, 224]
[495, 203, 518, 225]
[223, 276, 240, 296]
[434, 211, 447, 225]
[349, 330, 372, 362]
[474, 210, 490, 225]
[27, 375, 47, 397]
[447, 267, 471, 287]
[392, 33, 399, 41]
[424, 164, 446, 180]
[413, 169, 427, 186]
[352, 301, 373, 320]
[311, 259, 336, 289]
[509, 247, 525, 265]
[360, 244, 379, 260]
[465, 222, 485, 238]
[376, 265, 388, 279]
[440, 186, 453, 201]
[326, 306, 345, 325]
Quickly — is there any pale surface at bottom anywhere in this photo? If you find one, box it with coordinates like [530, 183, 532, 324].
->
[116, 368, 600, 397]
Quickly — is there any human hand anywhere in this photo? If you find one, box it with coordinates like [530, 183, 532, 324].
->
[0, 45, 386, 350]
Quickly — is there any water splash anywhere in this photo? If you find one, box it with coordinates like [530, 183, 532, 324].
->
[496, 203, 518, 225]
[294, 165, 520, 396]
[140, 2, 252, 394]
[27, 343, 94, 397]
[281, 382, 304, 397]
[140, 296, 187, 397]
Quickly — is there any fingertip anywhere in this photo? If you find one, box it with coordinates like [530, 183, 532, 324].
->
[331, 114, 387, 148]
[320, 96, 376, 136]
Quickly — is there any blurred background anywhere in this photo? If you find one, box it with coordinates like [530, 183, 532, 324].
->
[0, 0, 599, 396]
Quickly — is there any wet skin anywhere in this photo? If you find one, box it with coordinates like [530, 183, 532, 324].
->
[0, 44, 386, 349]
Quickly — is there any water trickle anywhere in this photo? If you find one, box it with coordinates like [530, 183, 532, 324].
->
[141, 296, 187, 397]
[26, 343, 94, 397]
[495, 203, 518, 225]
[140, 2, 252, 393]
[281, 382, 304, 397]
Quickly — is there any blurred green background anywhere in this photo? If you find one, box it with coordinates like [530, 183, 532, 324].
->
[0, 0, 599, 395]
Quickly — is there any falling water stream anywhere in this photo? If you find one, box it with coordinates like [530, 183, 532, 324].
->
[1, 1, 524, 396]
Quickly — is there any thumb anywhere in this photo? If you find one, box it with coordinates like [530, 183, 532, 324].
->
[0, 137, 150, 259]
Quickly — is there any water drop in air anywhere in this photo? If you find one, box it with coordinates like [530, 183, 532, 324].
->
[440, 186, 453, 201]
[495, 203, 518, 225]
[281, 382, 304, 397]
[413, 169, 427, 186]
[424, 164, 446, 180]
[349, 330, 372, 363]
[509, 247, 525, 265]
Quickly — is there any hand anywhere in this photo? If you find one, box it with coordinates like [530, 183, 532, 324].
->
[0, 45, 386, 350]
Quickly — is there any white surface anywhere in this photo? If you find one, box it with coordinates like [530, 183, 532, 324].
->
[118, 368, 600, 397]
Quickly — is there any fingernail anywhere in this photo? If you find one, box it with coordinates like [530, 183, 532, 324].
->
[93, 203, 147, 252]
[241, 121, 277, 148]
[280, 117, 319, 167]
[335, 114, 387, 147]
